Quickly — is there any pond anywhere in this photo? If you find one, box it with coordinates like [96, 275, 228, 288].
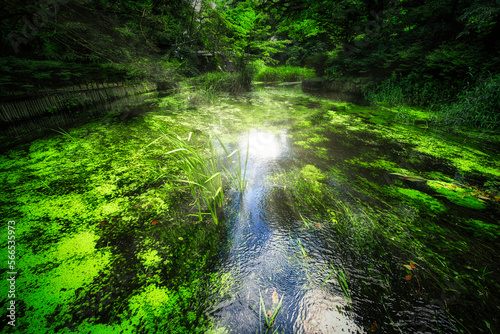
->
[1, 85, 499, 333]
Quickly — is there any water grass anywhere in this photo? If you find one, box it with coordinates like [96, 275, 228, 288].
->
[214, 133, 249, 192]
[158, 130, 223, 224]
[259, 291, 284, 330]
[152, 128, 248, 224]
[253, 64, 315, 83]
[324, 264, 351, 306]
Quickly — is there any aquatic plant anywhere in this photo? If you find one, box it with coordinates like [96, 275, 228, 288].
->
[214, 133, 249, 192]
[154, 129, 248, 224]
[324, 264, 351, 306]
[259, 290, 284, 330]
[158, 130, 223, 224]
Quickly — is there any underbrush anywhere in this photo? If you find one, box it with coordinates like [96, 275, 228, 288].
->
[251, 60, 315, 83]
[192, 67, 253, 94]
[432, 74, 500, 129]
[363, 73, 500, 130]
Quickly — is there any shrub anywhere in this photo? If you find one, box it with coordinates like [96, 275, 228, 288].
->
[433, 74, 500, 129]
[252, 63, 315, 82]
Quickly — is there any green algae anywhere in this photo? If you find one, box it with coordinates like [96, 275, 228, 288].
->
[6, 230, 112, 333]
[1, 85, 499, 333]
[0, 103, 226, 333]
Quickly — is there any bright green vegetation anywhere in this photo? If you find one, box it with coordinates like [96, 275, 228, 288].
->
[428, 180, 489, 210]
[256, 89, 500, 332]
[3, 0, 498, 131]
[0, 85, 499, 332]
[0, 105, 228, 333]
[252, 60, 315, 83]
[2, 0, 500, 330]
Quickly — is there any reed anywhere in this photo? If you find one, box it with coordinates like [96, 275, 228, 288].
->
[214, 133, 249, 192]
[161, 131, 223, 224]
[154, 129, 248, 224]
[259, 291, 283, 330]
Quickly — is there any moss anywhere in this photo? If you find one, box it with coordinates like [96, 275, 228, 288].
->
[464, 219, 499, 240]
[395, 187, 447, 214]
[428, 180, 487, 210]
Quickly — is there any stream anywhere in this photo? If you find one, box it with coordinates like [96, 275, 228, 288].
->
[1, 85, 499, 333]
[196, 88, 465, 333]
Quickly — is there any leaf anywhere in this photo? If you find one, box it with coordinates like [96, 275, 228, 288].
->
[151, 221, 158, 225]
[405, 275, 412, 281]
[403, 264, 413, 270]
[410, 263, 416, 269]
[272, 290, 279, 304]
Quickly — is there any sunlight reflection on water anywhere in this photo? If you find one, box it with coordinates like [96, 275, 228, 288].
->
[208, 129, 362, 333]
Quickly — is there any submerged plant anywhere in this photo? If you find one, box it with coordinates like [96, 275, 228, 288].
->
[324, 264, 351, 306]
[259, 290, 284, 330]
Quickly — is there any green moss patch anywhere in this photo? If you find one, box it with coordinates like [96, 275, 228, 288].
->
[464, 219, 499, 240]
[428, 180, 488, 210]
[395, 187, 447, 214]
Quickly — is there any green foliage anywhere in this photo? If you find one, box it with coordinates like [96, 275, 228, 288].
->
[433, 74, 500, 129]
[201, 0, 290, 67]
[159, 130, 224, 224]
[252, 62, 315, 82]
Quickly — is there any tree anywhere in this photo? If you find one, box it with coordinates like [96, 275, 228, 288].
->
[200, 0, 290, 68]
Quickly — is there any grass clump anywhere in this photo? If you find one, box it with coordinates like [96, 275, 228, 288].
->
[432, 74, 500, 130]
[193, 67, 254, 95]
[154, 129, 248, 224]
[259, 290, 284, 330]
[252, 60, 315, 83]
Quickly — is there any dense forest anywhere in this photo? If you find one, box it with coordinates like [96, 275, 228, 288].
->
[1, 1, 500, 334]
[1, 0, 499, 128]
